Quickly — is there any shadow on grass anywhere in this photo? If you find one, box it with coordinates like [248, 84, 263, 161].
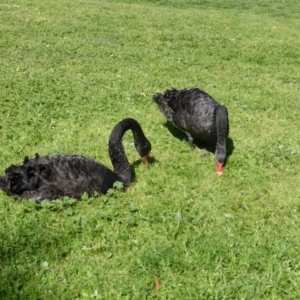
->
[163, 121, 234, 166]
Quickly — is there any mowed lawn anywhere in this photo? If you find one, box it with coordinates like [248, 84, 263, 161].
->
[0, 0, 300, 298]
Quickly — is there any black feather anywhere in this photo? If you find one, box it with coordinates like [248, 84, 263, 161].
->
[0, 118, 151, 202]
[153, 87, 229, 166]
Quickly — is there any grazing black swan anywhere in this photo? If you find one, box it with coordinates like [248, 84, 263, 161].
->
[0, 118, 151, 202]
[153, 88, 229, 175]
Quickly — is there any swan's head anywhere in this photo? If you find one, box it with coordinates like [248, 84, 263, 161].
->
[135, 138, 151, 166]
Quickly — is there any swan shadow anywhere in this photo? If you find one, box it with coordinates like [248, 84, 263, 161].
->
[163, 121, 234, 165]
[130, 156, 158, 183]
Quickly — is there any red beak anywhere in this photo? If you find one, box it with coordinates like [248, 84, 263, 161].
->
[216, 162, 223, 176]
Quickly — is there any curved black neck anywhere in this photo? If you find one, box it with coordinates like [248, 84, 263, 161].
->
[108, 118, 148, 187]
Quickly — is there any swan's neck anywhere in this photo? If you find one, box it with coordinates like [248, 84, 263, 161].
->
[108, 119, 146, 186]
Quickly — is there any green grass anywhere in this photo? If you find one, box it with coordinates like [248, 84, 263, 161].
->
[1, 0, 300, 298]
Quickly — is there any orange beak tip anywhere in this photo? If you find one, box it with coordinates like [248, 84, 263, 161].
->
[142, 155, 149, 166]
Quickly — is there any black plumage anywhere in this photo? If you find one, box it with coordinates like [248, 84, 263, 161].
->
[153, 87, 229, 175]
[0, 118, 151, 202]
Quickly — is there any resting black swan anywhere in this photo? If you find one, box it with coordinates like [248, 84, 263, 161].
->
[153, 88, 229, 175]
[0, 118, 151, 202]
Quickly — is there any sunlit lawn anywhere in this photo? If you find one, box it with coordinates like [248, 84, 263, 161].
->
[0, 0, 300, 298]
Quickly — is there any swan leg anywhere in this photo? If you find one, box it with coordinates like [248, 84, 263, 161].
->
[184, 131, 196, 150]
[215, 105, 229, 176]
[172, 111, 196, 150]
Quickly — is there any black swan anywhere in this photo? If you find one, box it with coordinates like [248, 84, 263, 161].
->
[0, 118, 151, 202]
[153, 88, 229, 175]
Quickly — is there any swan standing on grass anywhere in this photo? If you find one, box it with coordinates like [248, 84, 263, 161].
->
[0, 118, 151, 202]
[153, 88, 229, 175]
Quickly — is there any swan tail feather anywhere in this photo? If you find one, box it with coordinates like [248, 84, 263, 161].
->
[152, 92, 174, 122]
